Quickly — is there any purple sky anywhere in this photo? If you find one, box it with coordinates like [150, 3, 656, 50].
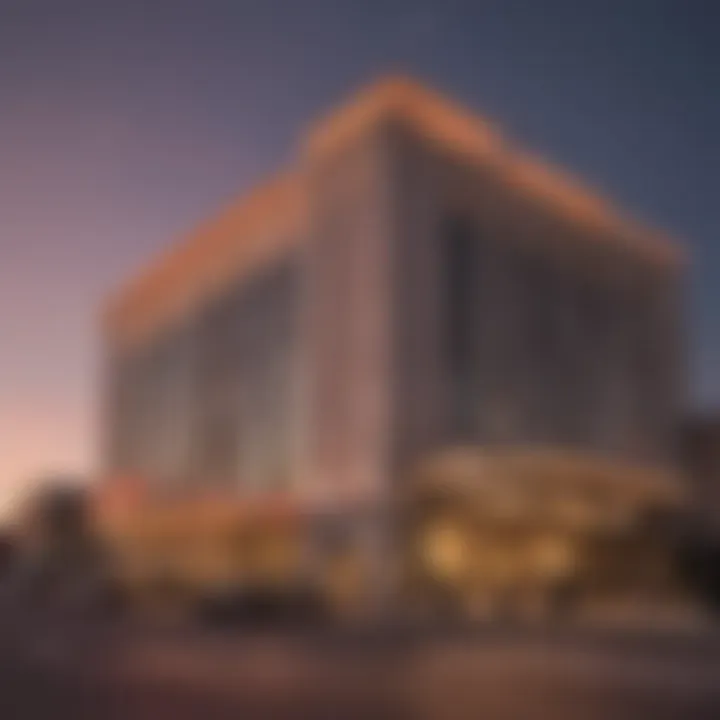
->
[0, 0, 717, 513]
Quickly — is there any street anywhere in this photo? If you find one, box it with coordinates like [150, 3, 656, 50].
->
[1, 613, 720, 719]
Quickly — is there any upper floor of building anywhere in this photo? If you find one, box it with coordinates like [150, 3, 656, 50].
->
[104, 76, 682, 356]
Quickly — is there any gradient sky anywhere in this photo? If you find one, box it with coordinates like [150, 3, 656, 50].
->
[0, 0, 717, 513]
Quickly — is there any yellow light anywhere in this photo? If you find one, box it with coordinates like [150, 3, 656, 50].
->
[421, 521, 468, 580]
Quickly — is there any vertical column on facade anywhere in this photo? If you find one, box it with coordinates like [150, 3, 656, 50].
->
[301, 117, 398, 615]
[388, 128, 447, 463]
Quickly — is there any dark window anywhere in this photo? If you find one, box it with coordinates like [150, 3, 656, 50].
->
[444, 218, 479, 436]
[445, 219, 477, 378]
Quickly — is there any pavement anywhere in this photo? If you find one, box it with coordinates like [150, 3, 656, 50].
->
[1, 611, 720, 719]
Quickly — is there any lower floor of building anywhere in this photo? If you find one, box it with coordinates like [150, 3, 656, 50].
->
[93, 447, 691, 624]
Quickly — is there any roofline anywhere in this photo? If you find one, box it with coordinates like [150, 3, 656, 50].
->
[105, 75, 684, 349]
[305, 75, 683, 266]
[104, 171, 305, 348]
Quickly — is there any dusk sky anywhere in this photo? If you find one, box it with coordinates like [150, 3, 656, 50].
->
[0, 0, 717, 513]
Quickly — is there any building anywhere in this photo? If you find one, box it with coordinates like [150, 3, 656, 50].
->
[681, 414, 720, 528]
[101, 78, 686, 617]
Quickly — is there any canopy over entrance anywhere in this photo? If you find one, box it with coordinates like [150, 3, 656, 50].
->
[405, 446, 685, 532]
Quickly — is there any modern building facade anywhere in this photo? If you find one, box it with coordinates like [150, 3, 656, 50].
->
[102, 78, 686, 615]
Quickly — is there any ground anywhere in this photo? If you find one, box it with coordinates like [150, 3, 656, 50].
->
[1, 610, 720, 719]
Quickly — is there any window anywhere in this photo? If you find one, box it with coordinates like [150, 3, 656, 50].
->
[444, 218, 479, 437]
[445, 219, 477, 378]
